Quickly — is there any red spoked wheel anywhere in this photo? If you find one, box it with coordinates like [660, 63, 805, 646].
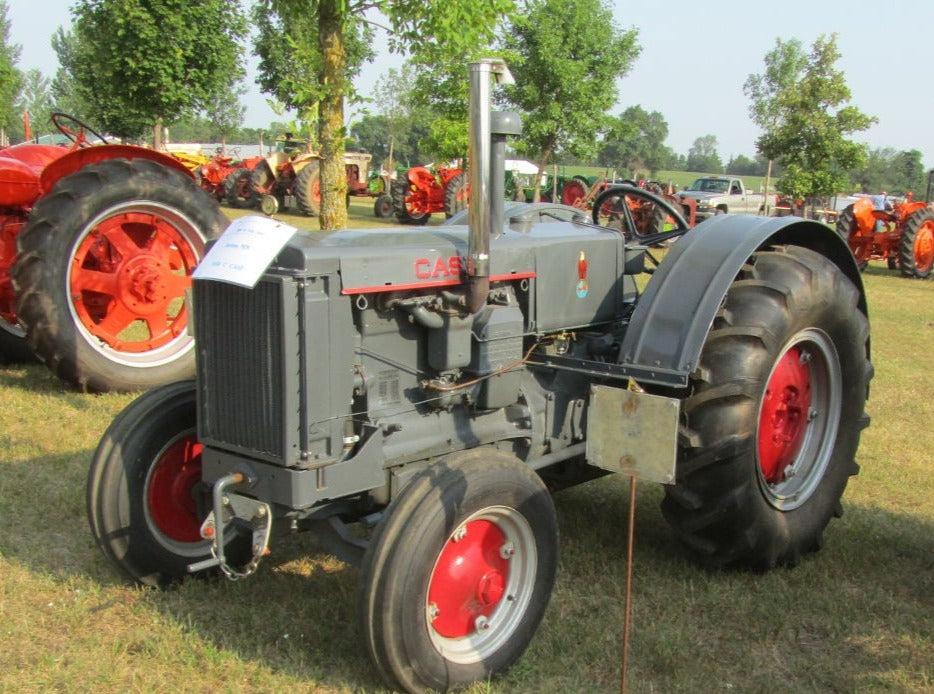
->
[756, 331, 840, 511]
[145, 434, 204, 544]
[426, 507, 537, 662]
[13, 158, 226, 392]
[561, 177, 588, 208]
[69, 204, 198, 355]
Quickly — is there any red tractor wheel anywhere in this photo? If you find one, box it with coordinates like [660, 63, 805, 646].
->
[898, 208, 934, 279]
[87, 380, 250, 586]
[663, 246, 871, 570]
[12, 158, 226, 392]
[0, 217, 35, 362]
[359, 448, 557, 693]
[444, 172, 468, 218]
[560, 176, 589, 207]
[391, 176, 430, 225]
[223, 167, 259, 209]
[294, 160, 322, 216]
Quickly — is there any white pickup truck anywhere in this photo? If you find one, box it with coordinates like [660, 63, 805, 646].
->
[676, 176, 768, 222]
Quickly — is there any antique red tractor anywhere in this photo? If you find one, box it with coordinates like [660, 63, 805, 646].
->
[391, 165, 466, 224]
[836, 194, 934, 278]
[0, 113, 226, 391]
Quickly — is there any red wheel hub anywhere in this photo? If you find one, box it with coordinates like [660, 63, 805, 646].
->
[758, 346, 812, 484]
[913, 220, 934, 272]
[70, 211, 198, 352]
[428, 519, 510, 638]
[147, 436, 204, 543]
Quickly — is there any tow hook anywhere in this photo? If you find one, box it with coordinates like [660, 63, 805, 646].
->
[187, 472, 273, 580]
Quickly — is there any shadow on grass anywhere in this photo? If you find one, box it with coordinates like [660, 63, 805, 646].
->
[1, 431, 931, 692]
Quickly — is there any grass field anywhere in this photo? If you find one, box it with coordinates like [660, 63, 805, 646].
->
[0, 205, 932, 693]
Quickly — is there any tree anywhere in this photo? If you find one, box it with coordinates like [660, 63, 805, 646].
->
[68, 0, 247, 144]
[852, 147, 926, 197]
[686, 135, 723, 173]
[598, 105, 669, 176]
[259, 0, 510, 230]
[0, 0, 22, 143]
[202, 83, 246, 147]
[13, 69, 53, 142]
[50, 27, 92, 121]
[744, 34, 875, 201]
[501, 0, 640, 199]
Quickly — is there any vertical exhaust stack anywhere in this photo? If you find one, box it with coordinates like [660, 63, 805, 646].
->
[466, 59, 520, 313]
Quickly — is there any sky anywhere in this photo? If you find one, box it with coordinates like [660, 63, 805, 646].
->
[8, 0, 934, 168]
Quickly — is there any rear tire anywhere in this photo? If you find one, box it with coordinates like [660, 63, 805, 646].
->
[87, 381, 250, 586]
[391, 176, 430, 225]
[835, 205, 868, 271]
[359, 449, 557, 693]
[898, 208, 934, 279]
[223, 167, 258, 209]
[443, 172, 467, 218]
[12, 158, 226, 392]
[663, 246, 871, 570]
[294, 160, 321, 216]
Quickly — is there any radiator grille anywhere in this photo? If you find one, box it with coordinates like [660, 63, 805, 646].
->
[194, 278, 295, 461]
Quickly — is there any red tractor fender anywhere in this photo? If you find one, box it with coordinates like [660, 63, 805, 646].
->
[38, 144, 194, 196]
[0, 144, 69, 208]
[407, 165, 439, 190]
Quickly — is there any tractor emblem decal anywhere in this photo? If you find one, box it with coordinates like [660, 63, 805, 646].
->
[415, 255, 463, 279]
[576, 250, 589, 298]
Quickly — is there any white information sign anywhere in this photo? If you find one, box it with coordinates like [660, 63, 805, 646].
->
[193, 215, 298, 288]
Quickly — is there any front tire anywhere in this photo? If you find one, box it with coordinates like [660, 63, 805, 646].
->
[12, 158, 226, 392]
[663, 246, 871, 570]
[391, 176, 430, 225]
[87, 381, 249, 586]
[359, 449, 557, 693]
[443, 172, 467, 218]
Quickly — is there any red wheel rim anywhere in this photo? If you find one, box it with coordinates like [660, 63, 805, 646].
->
[758, 345, 812, 485]
[561, 181, 586, 207]
[69, 209, 199, 353]
[147, 435, 204, 543]
[913, 220, 934, 272]
[427, 519, 509, 639]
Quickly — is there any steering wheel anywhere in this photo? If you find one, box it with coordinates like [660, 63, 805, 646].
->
[51, 112, 108, 147]
[591, 185, 691, 245]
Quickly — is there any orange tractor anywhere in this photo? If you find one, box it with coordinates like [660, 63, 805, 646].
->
[390, 166, 467, 224]
[0, 113, 225, 391]
[836, 194, 934, 278]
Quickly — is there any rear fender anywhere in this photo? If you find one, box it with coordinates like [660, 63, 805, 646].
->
[39, 144, 193, 195]
[618, 214, 868, 387]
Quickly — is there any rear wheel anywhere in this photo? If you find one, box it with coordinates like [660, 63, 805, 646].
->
[898, 208, 934, 279]
[223, 167, 258, 209]
[444, 172, 467, 218]
[294, 160, 321, 216]
[12, 158, 225, 392]
[560, 176, 588, 207]
[391, 176, 430, 225]
[87, 381, 250, 586]
[0, 218, 35, 362]
[360, 449, 557, 693]
[663, 246, 871, 570]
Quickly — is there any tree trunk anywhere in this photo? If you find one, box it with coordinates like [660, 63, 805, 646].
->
[153, 117, 164, 150]
[318, 0, 348, 230]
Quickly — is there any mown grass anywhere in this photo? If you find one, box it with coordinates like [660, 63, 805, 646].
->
[0, 212, 931, 693]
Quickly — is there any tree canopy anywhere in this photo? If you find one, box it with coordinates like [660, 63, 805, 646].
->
[66, 0, 248, 143]
[598, 105, 669, 176]
[686, 135, 723, 174]
[744, 33, 875, 200]
[501, 0, 640, 196]
[0, 0, 22, 141]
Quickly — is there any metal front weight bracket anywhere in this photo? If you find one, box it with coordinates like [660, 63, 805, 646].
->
[187, 472, 273, 580]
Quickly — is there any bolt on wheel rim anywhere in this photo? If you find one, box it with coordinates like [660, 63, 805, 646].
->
[426, 506, 537, 664]
[756, 329, 842, 511]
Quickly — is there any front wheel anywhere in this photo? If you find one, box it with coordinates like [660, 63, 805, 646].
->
[359, 449, 557, 693]
[663, 246, 871, 570]
[87, 381, 250, 586]
[12, 158, 226, 392]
